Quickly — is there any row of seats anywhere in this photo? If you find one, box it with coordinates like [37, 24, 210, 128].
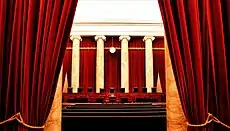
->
[63, 103, 162, 109]
[67, 87, 157, 93]
[66, 97, 159, 103]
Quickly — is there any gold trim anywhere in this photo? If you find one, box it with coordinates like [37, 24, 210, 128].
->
[66, 47, 165, 50]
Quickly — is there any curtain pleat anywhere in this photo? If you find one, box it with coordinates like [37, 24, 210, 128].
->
[129, 37, 146, 92]
[62, 40, 72, 87]
[79, 37, 96, 93]
[153, 38, 165, 92]
[104, 37, 121, 93]
[158, 0, 230, 130]
[0, 0, 78, 130]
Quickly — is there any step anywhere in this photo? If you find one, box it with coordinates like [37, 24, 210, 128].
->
[63, 103, 165, 107]
[62, 111, 166, 116]
[63, 104, 165, 109]
[62, 108, 165, 112]
[62, 115, 166, 118]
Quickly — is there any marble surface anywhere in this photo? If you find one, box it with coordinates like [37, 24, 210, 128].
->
[95, 36, 106, 93]
[119, 36, 130, 93]
[44, 68, 62, 131]
[71, 36, 81, 93]
[144, 36, 155, 93]
[165, 40, 187, 131]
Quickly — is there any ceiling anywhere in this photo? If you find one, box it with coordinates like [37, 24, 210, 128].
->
[74, 0, 162, 23]
[71, 0, 164, 36]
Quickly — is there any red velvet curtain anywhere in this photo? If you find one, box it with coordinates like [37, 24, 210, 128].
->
[104, 37, 121, 93]
[0, 0, 78, 130]
[129, 37, 145, 93]
[79, 37, 96, 93]
[159, 0, 230, 130]
[62, 40, 72, 87]
[153, 38, 166, 93]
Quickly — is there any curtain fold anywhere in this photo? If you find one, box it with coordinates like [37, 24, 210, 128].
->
[129, 37, 145, 93]
[158, 0, 230, 130]
[153, 38, 165, 93]
[104, 37, 121, 93]
[206, 1, 230, 130]
[0, 0, 78, 130]
[62, 40, 72, 87]
[79, 37, 96, 93]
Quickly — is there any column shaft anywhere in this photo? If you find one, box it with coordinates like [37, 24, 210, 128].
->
[71, 36, 81, 93]
[144, 36, 155, 93]
[95, 36, 106, 93]
[119, 36, 130, 93]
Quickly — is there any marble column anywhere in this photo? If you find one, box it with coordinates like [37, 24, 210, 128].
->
[70, 36, 82, 93]
[165, 37, 187, 131]
[95, 35, 106, 93]
[44, 67, 62, 131]
[143, 36, 155, 93]
[119, 36, 131, 93]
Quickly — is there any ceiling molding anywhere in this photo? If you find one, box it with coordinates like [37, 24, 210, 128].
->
[71, 22, 164, 36]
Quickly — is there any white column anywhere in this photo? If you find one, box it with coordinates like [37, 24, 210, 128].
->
[70, 36, 82, 93]
[95, 35, 106, 93]
[119, 35, 131, 93]
[143, 36, 155, 93]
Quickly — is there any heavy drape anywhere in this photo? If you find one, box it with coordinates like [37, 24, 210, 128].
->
[0, 0, 78, 130]
[79, 37, 97, 93]
[62, 40, 72, 87]
[153, 38, 165, 92]
[129, 37, 145, 92]
[104, 37, 121, 93]
[158, 0, 230, 130]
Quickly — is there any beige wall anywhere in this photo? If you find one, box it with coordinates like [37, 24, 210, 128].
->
[165, 39, 187, 131]
[44, 68, 62, 131]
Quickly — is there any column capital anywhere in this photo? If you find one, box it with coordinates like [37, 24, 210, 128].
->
[143, 36, 155, 42]
[119, 35, 131, 41]
[70, 35, 82, 41]
[94, 35, 106, 41]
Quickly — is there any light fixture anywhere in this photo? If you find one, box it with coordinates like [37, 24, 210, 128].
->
[110, 47, 116, 53]
[109, 37, 116, 53]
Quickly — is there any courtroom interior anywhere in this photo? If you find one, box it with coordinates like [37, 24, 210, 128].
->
[61, 1, 167, 130]
[1, 0, 230, 131]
